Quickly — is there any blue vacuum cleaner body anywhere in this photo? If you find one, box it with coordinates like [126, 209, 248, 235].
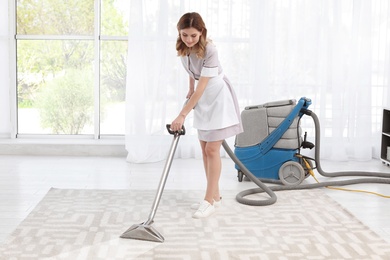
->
[234, 97, 312, 181]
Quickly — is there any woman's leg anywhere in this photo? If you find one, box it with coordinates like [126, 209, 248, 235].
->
[199, 140, 208, 179]
[199, 140, 223, 204]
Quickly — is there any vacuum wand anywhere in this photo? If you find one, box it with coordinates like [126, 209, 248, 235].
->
[144, 125, 185, 225]
[120, 124, 185, 242]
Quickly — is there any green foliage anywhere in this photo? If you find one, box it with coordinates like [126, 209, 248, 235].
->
[101, 41, 127, 102]
[17, 40, 94, 111]
[17, 0, 94, 35]
[101, 0, 129, 36]
[37, 69, 94, 134]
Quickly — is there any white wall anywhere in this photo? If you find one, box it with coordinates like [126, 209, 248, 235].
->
[0, 1, 10, 138]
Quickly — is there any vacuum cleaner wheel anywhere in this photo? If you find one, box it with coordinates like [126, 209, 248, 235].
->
[278, 161, 305, 186]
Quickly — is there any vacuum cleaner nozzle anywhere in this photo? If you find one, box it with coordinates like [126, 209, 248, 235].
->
[120, 222, 164, 243]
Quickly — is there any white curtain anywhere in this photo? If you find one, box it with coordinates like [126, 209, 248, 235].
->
[125, 0, 390, 163]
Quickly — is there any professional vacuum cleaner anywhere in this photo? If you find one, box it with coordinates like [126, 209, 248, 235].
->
[231, 97, 390, 206]
[234, 97, 313, 185]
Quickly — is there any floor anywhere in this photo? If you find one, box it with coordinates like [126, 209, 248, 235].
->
[0, 155, 390, 244]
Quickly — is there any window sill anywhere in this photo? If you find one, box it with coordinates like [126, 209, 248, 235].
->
[0, 138, 126, 157]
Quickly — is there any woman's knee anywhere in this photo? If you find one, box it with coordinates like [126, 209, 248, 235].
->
[204, 142, 222, 157]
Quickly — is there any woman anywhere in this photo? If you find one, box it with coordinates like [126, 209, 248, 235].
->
[171, 12, 243, 219]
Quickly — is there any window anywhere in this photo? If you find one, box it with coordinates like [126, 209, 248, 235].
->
[15, 0, 128, 136]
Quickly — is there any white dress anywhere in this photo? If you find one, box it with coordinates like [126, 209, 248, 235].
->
[180, 43, 243, 141]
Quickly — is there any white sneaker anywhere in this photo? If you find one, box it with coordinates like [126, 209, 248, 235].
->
[192, 200, 216, 219]
[190, 197, 222, 210]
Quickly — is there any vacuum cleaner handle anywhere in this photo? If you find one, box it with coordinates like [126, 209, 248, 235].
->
[166, 124, 186, 135]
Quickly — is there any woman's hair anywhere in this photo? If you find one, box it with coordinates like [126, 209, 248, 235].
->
[176, 12, 208, 58]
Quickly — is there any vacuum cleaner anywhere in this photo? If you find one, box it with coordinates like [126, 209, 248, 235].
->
[230, 97, 390, 206]
[121, 97, 390, 242]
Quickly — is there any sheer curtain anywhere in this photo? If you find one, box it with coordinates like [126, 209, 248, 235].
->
[125, 0, 390, 163]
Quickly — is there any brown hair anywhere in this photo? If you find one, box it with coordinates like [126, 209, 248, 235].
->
[176, 12, 208, 58]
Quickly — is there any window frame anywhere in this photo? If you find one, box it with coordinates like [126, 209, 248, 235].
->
[11, 0, 127, 140]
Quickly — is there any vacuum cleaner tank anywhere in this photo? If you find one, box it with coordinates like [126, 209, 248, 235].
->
[235, 99, 302, 149]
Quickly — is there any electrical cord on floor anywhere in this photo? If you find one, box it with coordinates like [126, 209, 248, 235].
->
[302, 157, 390, 199]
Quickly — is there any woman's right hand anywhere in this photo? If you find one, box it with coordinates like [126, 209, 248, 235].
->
[170, 114, 185, 132]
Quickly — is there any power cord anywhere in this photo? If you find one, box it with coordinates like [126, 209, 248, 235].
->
[302, 157, 390, 198]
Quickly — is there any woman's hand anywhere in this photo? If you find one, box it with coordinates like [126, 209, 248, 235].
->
[170, 114, 185, 132]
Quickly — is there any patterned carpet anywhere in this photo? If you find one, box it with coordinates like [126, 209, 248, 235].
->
[0, 188, 389, 259]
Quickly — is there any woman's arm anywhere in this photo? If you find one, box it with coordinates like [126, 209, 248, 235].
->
[187, 77, 195, 99]
[170, 76, 210, 131]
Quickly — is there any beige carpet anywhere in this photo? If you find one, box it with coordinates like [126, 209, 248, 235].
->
[0, 188, 389, 259]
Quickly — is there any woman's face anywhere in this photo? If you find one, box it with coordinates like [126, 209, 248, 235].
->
[180, 27, 202, 48]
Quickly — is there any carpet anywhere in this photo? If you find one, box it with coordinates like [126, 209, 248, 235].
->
[0, 188, 389, 260]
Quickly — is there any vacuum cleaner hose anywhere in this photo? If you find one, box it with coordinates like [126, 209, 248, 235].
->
[310, 110, 390, 178]
[222, 141, 277, 206]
